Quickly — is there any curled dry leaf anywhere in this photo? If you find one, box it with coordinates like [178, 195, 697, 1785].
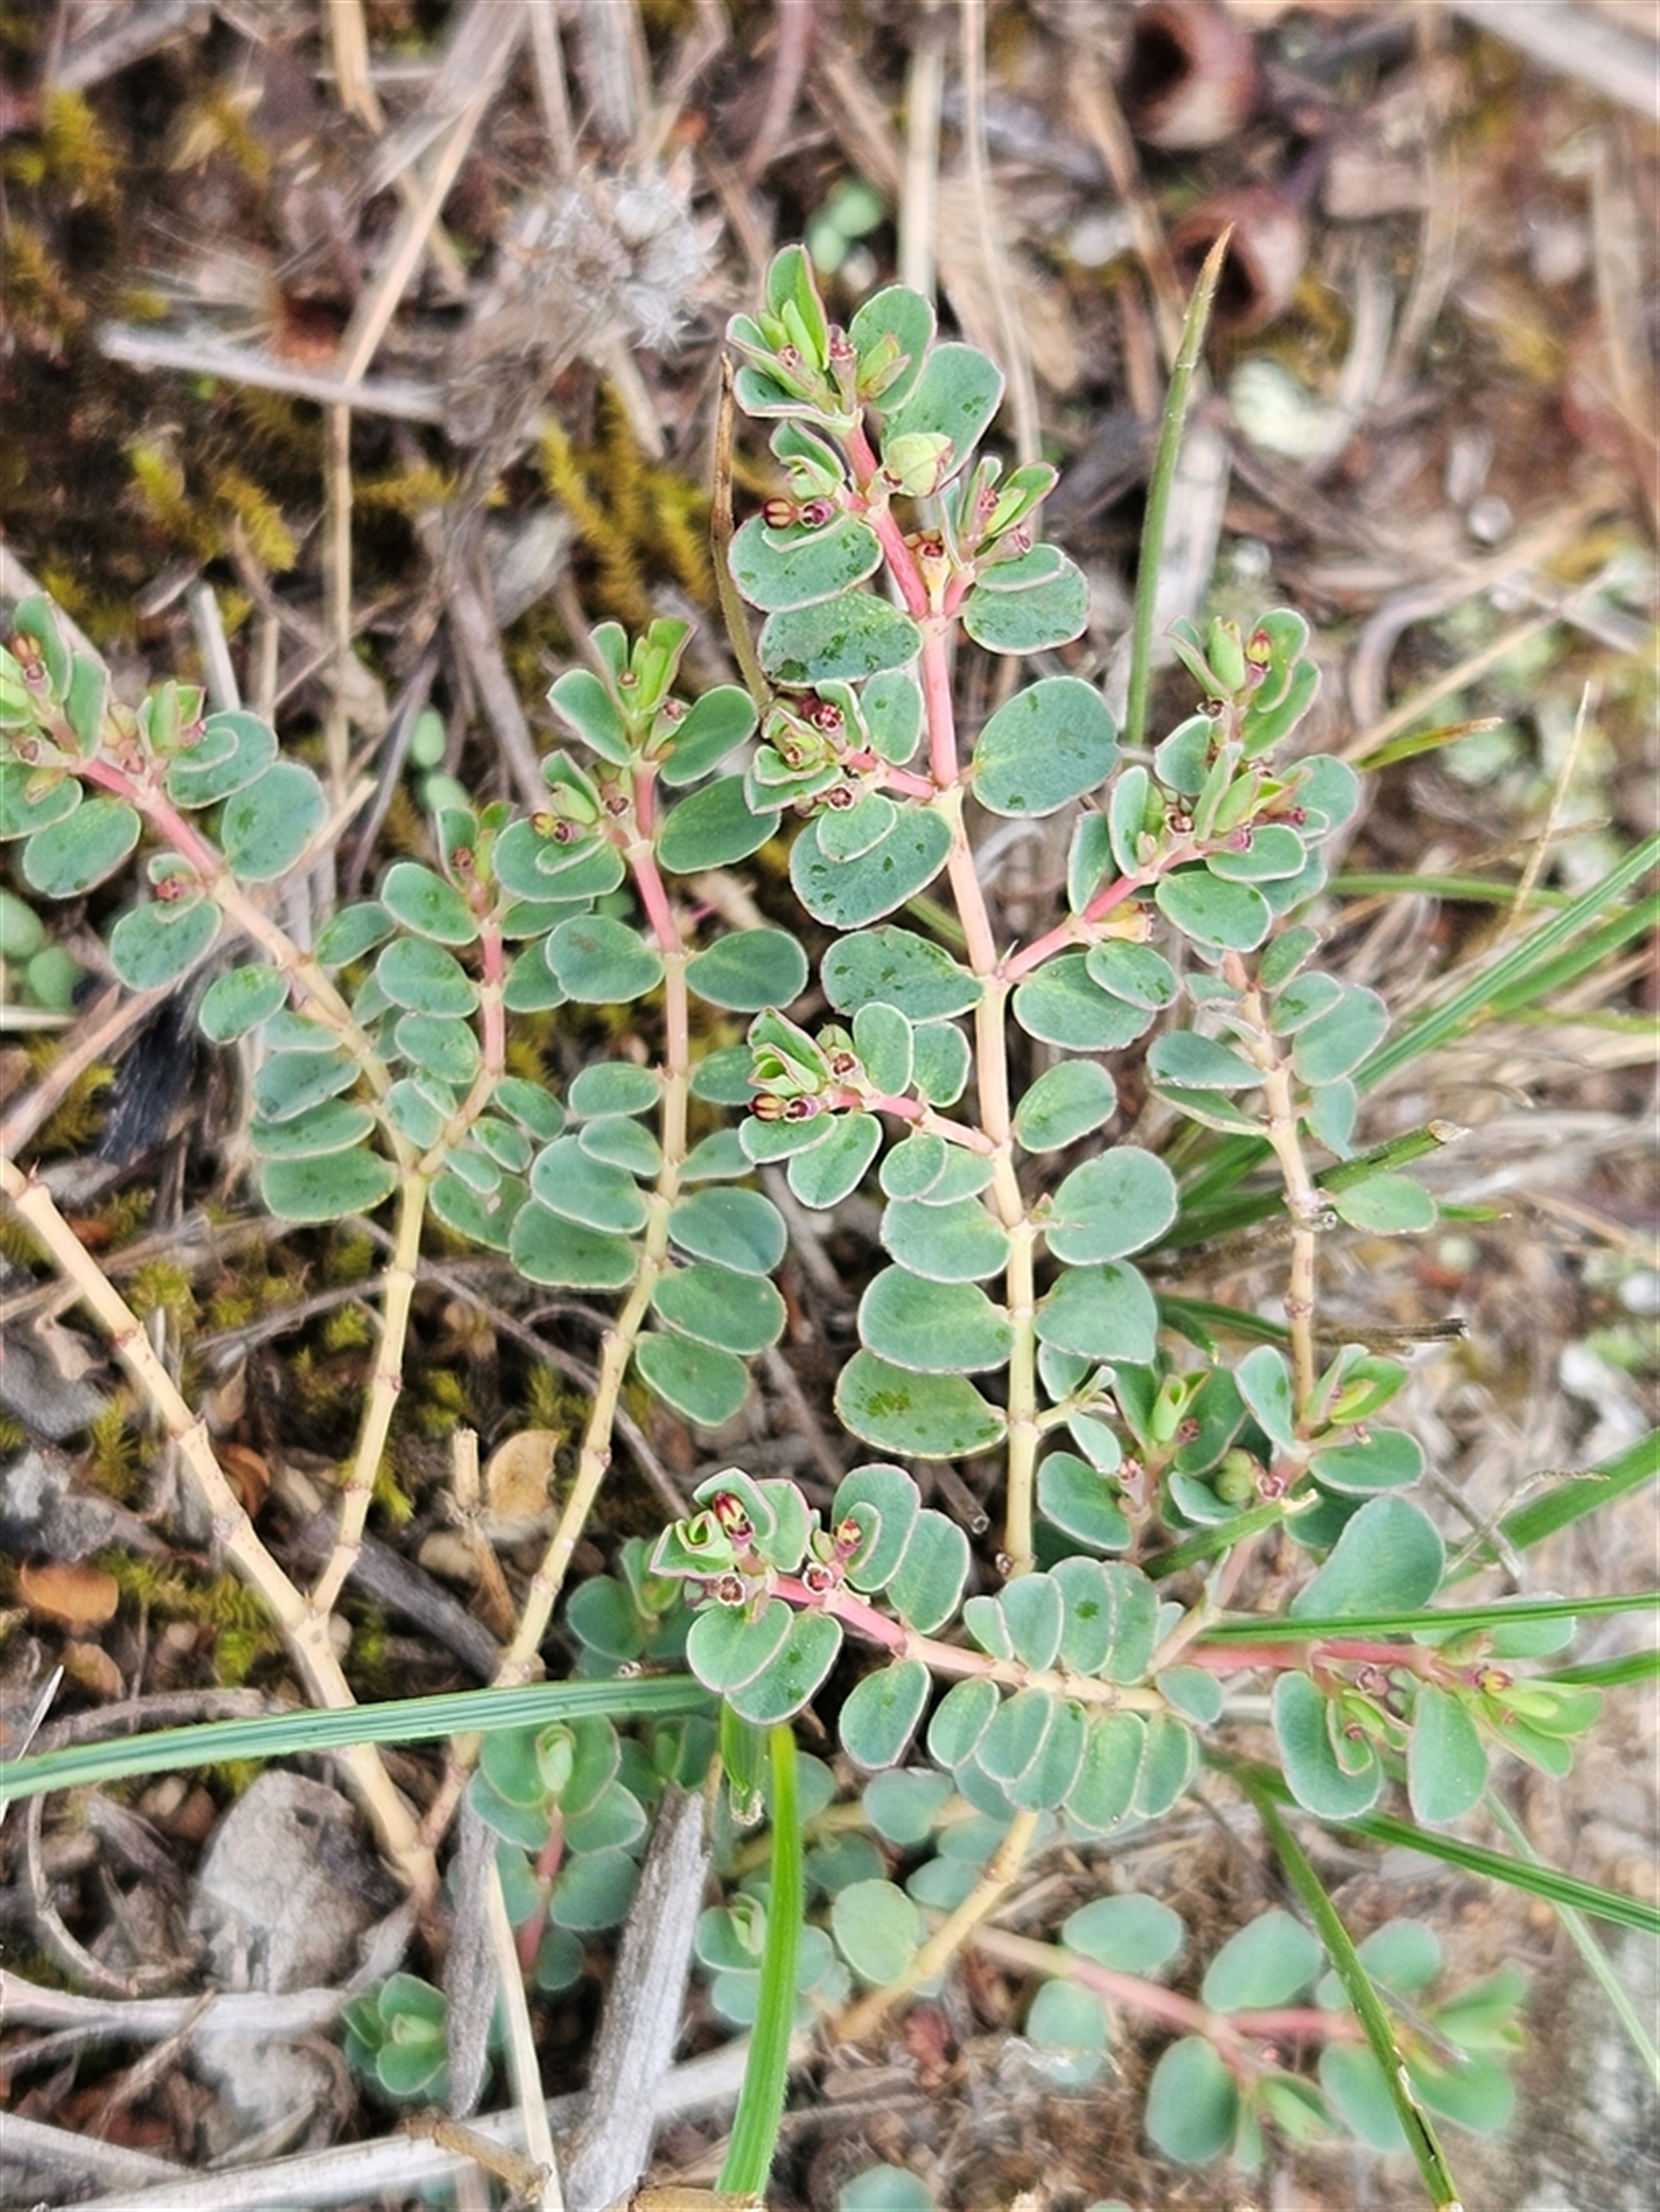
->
[482, 1427, 561, 1537]
[18, 1557, 120, 1633]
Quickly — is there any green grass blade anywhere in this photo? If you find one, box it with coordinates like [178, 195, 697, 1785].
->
[1546, 1648, 1660, 1691]
[1124, 233, 1226, 754]
[1238, 1767, 1465, 2212]
[1494, 1430, 1659, 1555]
[1205, 1590, 1658, 1642]
[1331, 872, 1574, 907]
[1235, 1765, 1660, 1935]
[718, 1723, 802, 2198]
[0, 1675, 713, 1809]
[1357, 834, 1660, 1092]
[1484, 1790, 1660, 2090]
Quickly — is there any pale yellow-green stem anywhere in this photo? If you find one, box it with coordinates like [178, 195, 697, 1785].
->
[1223, 953, 1323, 1416]
[0, 1152, 432, 1897]
[501, 785, 689, 1683]
[836, 1807, 1041, 2045]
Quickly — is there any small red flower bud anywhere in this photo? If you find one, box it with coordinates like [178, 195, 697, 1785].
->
[1226, 826, 1253, 852]
[751, 1094, 787, 1122]
[826, 1049, 859, 1077]
[833, 1515, 863, 1557]
[827, 326, 855, 362]
[1167, 809, 1193, 834]
[776, 344, 802, 370]
[782, 1095, 821, 1122]
[714, 1572, 746, 1607]
[762, 496, 798, 529]
[808, 700, 844, 732]
[824, 783, 855, 809]
[799, 497, 837, 528]
[801, 1561, 836, 1596]
[1247, 628, 1274, 665]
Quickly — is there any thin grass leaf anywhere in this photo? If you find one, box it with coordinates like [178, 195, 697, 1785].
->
[1146, 1500, 1297, 1581]
[1545, 1649, 1660, 1692]
[1487, 1430, 1660, 1557]
[1205, 1591, 1657, 1642]
[1331, 876, 1570, 907]
[1124, 233, 1227, 753]
[718, 1723, 802, 2198]
[1358, 836, 1659, 1091]
[0, 1678, 712, 1808]
[1234, 1763, 1660, 1936]
[1484, 1791, 1660, 2091]
[1239, 1768, 1464, 2212]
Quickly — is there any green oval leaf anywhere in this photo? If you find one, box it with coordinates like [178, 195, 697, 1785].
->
[686, 927, 808, 1012]
[375, 936, 479, 1016]
[725, 1608, 842, 1725]
[1037, 1453, 1131, 1552]
[729, 513, 883, 611]
[961, 560, 1089, 654]
[667, 1187, 788, 1276]
[1033, 1262, 1159, 1365]
[883, 341, 1004, 466]
[1062, 1893, 1185, 1977]
[1148, 1032, 1263, 1090]
[835, 1350, 1005, 1460]
[198, 963, 287, 1043]
[392, 1011, 480, 1086]
[546, 666, 629, 763]
[1045, 1148, 1178, 1263]
[220, 763, 327, 882]
[1069, 1711, 1146, 1834]
[163, 710, 277, 807]
[1202, 1909, 1322, 2012]
[1272, 1672, 1383, 1819]
[1292, 1495, 1445, 1619]
[567, 1062, 658, 1118]
[1011, 955, 1155, 1051]
[970, 676, 1117, 818]
[790, 809, 952, 929]
[1012, 1060, 1117, 1153]
[0, 766, 80, 841]
[249, 1098, 376, 1160]
[839, 1659, 930, 1771]
[1292, 985, 1389, 1084]
[1309, 1424, 1425, 1494]
[880, 1194, 1008, 1283]
[634, 1333, 750, 1427]
[849, 284, 935, 411]
[509, 1203, 637, 1289]
[259, 1146, 398, 1222]
[787, 1112, 882, 1208]
[108, 897, 221, 989]
[858, 1268, 1012, 1374]
[1329, 1172, 1437, 1234]
[22, 796, 140, 896]
[831, 1879, 924, 1988]
[656, 776, 779, 872]
[656, 685, 757, 787]
[1408, 1684, 1489, 1825]
[546, 914, 664, 1003]
[821, 925, 981, 1019]
[927, 1677, 999, 1768]
[760, 597, 923, 687]
[1155, 866, 1273, 952]
[528, 1136, 649, 1235]
[1146, 2036, 1238, 2164]
[653, 1263, 787, 1356]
